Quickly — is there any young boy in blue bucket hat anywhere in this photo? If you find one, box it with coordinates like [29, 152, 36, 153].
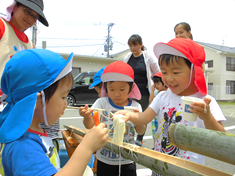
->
[89, 67, 106, 98]
[0, 49, 108, 176]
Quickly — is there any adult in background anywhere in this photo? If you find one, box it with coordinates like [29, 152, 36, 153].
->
[0, 0, 49, 82]
[0, 0, 63, 152]
[0, 0, 49, 112]
[123, 34, 160, 146]
[174, 22, 205, 72]
[174, 22, 193, 39]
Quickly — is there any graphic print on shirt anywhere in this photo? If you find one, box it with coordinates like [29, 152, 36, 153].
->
[98, 110, 136, 162]
[159, 107, 182, 156]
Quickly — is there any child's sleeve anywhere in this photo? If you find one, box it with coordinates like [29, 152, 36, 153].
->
[91, 98, 103, 109]
[149, 92, 162, 115]
[208, 96, 226, 122]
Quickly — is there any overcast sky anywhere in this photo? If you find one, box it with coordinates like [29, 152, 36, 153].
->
[1, 0, 235, 57]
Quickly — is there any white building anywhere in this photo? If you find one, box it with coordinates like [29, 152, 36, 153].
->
[197, 42, 235, 101]
[59, 49, 130, 77]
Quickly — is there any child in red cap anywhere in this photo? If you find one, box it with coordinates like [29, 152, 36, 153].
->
[149, 72, 167, 147]
[79, 60, 146, 176]
[116, 38, 226, 175]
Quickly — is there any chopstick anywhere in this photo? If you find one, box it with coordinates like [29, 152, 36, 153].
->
[66, 106, 105, 111]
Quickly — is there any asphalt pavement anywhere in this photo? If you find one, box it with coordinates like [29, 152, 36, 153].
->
[59, 104, 235, 175]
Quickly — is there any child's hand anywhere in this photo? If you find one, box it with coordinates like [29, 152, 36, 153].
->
[114, 110, 132, 122]
[133, 109, 139, 113]
[151, 84, 155, 92]
[190, 97, 211, 121]
[79, 104, 93, 119]
[82, 123, 108, 153]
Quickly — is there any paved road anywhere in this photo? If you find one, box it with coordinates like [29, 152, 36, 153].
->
[59, 106, 235, 175]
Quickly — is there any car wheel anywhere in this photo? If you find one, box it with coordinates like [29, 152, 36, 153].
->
[67, 95, 75, 106]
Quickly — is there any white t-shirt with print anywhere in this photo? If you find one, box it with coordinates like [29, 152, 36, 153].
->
[92, 97, 142, 165]
[149, 89, 226, 164]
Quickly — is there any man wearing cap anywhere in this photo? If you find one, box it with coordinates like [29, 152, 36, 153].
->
[0, 0, 49, 84]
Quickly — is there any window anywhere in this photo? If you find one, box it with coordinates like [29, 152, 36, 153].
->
[226, 57, 235, 71]
[205, 60, 213, 68]
[72, 67, 81, 77]
[226, 80, 235, 94]
[81, 75, 94, 85]
[208, 83, 213, 90]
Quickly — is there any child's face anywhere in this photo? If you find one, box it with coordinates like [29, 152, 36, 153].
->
[154, 81, 165, 92]
[106, 81, 130, 106]
[45, 79, 72, 125]
[160, 57, 198, 96]
[12, 5, 38, 32]
[174, 24, 191, 39]
[94, 86, 101, 98]
[129, 42, 142, 56]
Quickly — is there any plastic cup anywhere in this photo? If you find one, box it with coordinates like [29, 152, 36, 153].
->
[83, 166, 93, 176]
[124, 106, 136, 112]
[181, 96, 204, 121]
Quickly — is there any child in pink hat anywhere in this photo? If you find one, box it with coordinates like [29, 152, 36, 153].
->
[116, 38, 226, 175]
[79, 60, 146, 176]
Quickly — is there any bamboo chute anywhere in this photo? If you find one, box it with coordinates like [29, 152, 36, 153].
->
[168, 123, 235, 165]
[63, 125, 232, 176]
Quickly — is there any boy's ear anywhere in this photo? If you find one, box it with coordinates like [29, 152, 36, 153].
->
[35, 92, 42, 109]
[192, 67, 196, 79]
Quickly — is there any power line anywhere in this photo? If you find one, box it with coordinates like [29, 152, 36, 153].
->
[45, 44, 103, 48]
[37, 37, 105, 41]
[92, 41, 107, 56]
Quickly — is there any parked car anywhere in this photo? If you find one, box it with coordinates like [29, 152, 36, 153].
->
[67, 71, 98, 106]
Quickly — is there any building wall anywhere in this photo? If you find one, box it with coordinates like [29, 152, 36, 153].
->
[60, 50, 129, 76]
[203, 47, 235, 100]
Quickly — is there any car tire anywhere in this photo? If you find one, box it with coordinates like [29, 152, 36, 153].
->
[67, 95, 75, 106]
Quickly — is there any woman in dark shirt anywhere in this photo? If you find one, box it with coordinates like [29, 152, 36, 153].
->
[123, 34, 160, 146]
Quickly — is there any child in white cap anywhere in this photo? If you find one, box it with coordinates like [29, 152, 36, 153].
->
[0, 49, 108, 176]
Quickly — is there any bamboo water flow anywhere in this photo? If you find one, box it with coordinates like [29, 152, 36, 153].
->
[64, 125, 232, 176]
[168, 123, 235, 165]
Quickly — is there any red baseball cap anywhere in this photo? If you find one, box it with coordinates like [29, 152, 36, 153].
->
[153, 38, 207, 95]
[151, 72, 162, 80]
[101, 61, 141, 100]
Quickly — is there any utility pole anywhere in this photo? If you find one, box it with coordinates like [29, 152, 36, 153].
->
[107, 23, 114, 57]
[32, 23, 37, 48]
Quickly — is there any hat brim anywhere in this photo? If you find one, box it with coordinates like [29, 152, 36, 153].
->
[100, 83, 141, 100]
[53, 52, 73, 83]
[16, 0, 49, 26]
[101, 73, 133, 83]
[89, 80, 102, 89]
[154, 43, 187, 59]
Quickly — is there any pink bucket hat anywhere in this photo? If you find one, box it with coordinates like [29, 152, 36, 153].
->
[153, 38, 207, 95]
[101, 61, 141, 100]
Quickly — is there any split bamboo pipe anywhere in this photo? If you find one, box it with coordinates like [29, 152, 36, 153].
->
[168, 123, 235, 165]
[64, 125, 232, 176]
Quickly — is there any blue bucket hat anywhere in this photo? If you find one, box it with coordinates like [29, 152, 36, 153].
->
[89, 67, 106, 89]
[0, 49, 73, 143]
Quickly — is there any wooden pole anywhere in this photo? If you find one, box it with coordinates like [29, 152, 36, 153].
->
[168, 124, 235, 165]
[64, 125, 232, 176]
